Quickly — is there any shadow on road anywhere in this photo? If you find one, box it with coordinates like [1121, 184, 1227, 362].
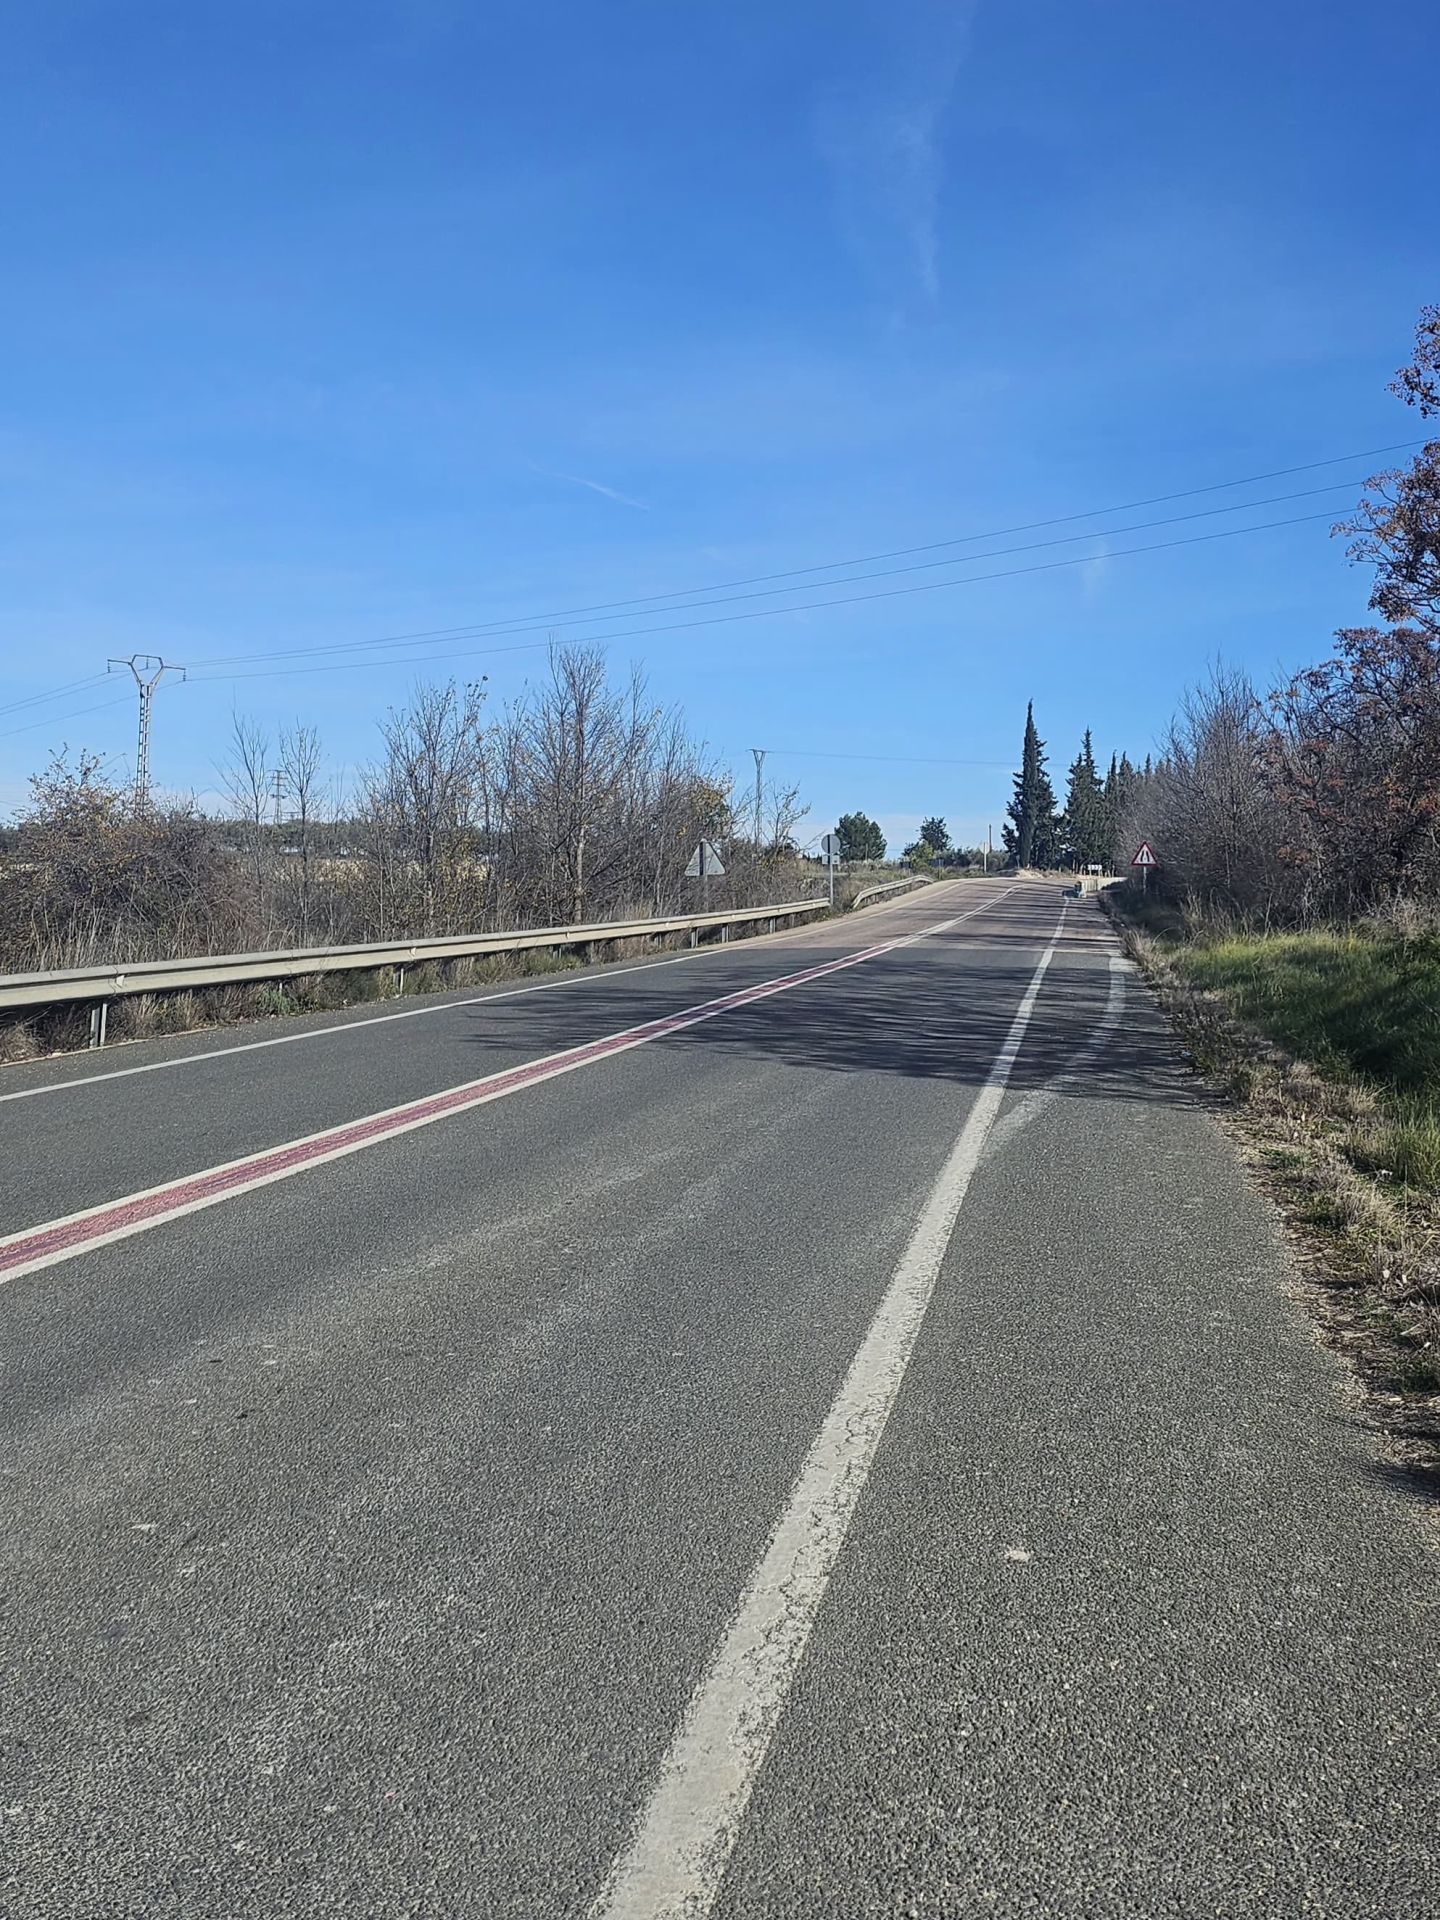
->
[452, 907, 1197, 1110]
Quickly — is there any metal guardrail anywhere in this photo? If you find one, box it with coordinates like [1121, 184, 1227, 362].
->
[0, 899, 830, 1039]
[849, 875, 936, 909]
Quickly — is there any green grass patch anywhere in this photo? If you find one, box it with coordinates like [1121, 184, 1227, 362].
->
[1394, 1351, 1440, 1395]
[1177, 930, 1440, 1089]
[1173, 929, 1440, 1197]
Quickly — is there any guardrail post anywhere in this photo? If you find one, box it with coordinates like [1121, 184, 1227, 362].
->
[690, 929, 699, 948]
[88, 1001, 108, 1049]
[395, 965, 405, 994]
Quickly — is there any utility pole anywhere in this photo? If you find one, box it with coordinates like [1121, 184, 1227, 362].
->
[750, 747, 766, 876]
[985, 823, 993, 873]
[107, 655, 185, 811]
[271, 768, 288, 829]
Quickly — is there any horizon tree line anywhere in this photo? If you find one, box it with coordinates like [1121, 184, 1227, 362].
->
[0, 642, 817, 972]
[7, 304, 1435, 957]
[1001, 700, 1149, 873]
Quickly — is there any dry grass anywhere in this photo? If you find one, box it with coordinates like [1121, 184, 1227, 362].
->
[0, 1021, 41, 1065]
[0, 910, 809, 1066]
[1109, 904, 1440, 1478]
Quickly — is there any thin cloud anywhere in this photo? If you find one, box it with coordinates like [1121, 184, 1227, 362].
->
[815, 1, 975, 310]
[1081, 536, 1112, 600]
[534, 464, 651, 511]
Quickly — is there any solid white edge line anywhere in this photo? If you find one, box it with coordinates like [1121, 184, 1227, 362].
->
[588, 904, 1068, 1920]
[0, 884, 1015, 1106]
[0, 891, 1021, 1286]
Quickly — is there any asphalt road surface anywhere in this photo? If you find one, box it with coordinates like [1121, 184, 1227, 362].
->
[2, 879, 1436, 1918]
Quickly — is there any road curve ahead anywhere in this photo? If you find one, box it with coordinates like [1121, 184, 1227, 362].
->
[2, 880, 1437, 1918]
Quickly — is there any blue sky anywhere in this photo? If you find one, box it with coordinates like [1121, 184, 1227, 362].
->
[1, 0, 1435, 852]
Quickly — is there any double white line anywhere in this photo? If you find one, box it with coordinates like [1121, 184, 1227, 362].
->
[0, 890, 1017, 1290]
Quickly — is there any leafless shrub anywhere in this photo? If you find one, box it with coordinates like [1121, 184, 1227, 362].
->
[2, 645, 788, 983]
[0, 1019, 39, 1064]
[1113, 665, 1289, 923]
[0, 751, 241, 971]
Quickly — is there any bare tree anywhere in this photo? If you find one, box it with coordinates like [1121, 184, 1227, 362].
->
[278, 723, 325, 943]
[359, 680, 490, 936]
[2, 647, 808, 970]
[221, 713, 272, 938]
[1117, 666, 1286, 923]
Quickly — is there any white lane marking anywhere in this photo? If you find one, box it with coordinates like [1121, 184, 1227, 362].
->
[0, 885, 1005, 1106]
[588, 905, 1067, 1920]
[0, 949, 702, 1104]
[0, 892, 1025, 1288]
[981, 950, 1127, 1159]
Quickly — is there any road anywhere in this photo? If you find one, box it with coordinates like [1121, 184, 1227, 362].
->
[2, 879, 1437, 1918]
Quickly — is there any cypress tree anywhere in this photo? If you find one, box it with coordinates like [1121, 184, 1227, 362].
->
[1102, 750, 1140, 867]
[1061, 728, 1106, 868]
[1102, 750, 1121, 860]
[1002, 701, 1060, 868]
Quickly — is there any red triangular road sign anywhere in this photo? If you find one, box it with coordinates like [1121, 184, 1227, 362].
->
[1131, 840, 1158, 868]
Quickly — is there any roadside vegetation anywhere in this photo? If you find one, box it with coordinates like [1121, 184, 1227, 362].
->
[0, 639, 857, 1058]
[1103, 305, 1440, 1476]
[0, 642, 821, 983]
[1112, 899, 1440, 1473]
[0, 632, 936, 1061]
[1184, 930, 1440, 1176]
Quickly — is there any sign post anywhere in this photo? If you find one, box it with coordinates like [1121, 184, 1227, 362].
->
[684, 839, 725, 914]
[821, 831, 840, 907]
[1130, 840, 1159, 892]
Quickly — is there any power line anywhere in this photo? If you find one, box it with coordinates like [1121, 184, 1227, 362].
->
[753, 747, 1016, 768]
[486, 436, 1418, 613]
[0, 694, 134, 742]
[185, 505, 1343, 689]
[184, 474, 1372, 675]
[176, 435, 1426, 670]
[0, 437, 1417, 727]
[0, 673, 111, 721]
[2, 447, 1391, 743]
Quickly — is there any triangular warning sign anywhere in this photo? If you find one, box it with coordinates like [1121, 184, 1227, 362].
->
[1130, 840, 1158, 868]
[684, 840, 725, 878]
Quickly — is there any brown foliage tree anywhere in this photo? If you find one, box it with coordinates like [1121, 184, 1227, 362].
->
[1336, 307, 1440, 634]
[1266, 624, 1440, 914]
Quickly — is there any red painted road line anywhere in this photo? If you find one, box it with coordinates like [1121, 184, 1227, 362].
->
[1, 903, 1017, 1287]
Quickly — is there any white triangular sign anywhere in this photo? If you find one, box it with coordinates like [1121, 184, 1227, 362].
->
[685, 840, 725, 878]
[1131, 840, 1158, 868]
